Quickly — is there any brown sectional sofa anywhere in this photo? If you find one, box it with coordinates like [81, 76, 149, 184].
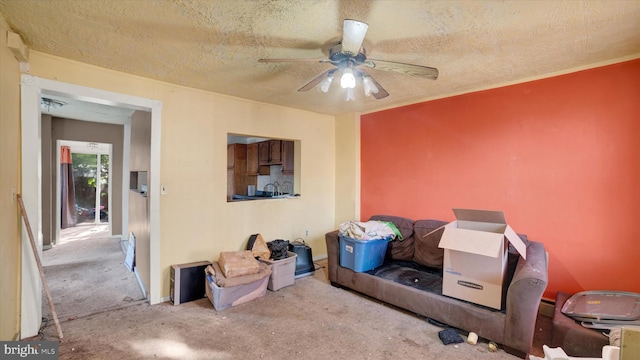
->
[325, 215, 548, 358]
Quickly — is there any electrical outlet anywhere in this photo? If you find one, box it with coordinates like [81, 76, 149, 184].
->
[305, 230, 309, 237]
[11, 187, 16, 203]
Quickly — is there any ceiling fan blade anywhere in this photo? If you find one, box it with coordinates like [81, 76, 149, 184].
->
[259, 58, 331, 63]
[364, 59, 439, 80]
[298, 69, 337, 92]
[341, 19, 368, 55]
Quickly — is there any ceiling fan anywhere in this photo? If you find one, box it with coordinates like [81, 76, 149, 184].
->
[259, 19, 439, 101]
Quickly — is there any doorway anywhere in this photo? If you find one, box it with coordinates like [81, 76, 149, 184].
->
[20, 75, 163, 339]
[57, 140, 113, 239]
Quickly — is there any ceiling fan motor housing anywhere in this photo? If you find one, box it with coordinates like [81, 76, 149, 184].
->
[329, 43, 366, 67]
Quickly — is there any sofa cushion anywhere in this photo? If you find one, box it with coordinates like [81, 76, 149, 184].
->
[413, 219, 449, 269]
[368, 215, 414, 239]
[386, 235, 415, 261]
[369, 215, 415, 261]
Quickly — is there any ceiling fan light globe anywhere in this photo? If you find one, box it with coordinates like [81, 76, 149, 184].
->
[345, 87, 355, 101]
[319, 75, 334, 93]
[363, 76, 379, 96]
[370, 81, 379, 94]
[340, 68, 356, 89]
[363, 80, 372, 97]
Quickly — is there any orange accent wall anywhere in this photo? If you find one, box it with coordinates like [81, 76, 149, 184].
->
[361, 59, 640, 299]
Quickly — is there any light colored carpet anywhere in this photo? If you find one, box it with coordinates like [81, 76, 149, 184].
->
[37, 261, 545, 360]
[36, 224, 549, 359]
[41, 224, 145, 321]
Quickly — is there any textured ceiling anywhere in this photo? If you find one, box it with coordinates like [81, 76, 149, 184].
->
[2, 0, 640, 117]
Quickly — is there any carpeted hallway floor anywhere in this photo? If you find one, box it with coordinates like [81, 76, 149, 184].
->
[34, 225, 551, 359]
[41, 224, 146, 321]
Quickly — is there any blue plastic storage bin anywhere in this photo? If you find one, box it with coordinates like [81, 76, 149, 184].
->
[339, 235, 389, 272]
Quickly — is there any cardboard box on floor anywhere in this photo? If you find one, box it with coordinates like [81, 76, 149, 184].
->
[437, 209, 527, 310]
[218, 250, 260, 278]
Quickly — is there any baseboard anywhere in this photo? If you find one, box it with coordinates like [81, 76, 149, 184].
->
[112, 234, 127, 253]
[539, 298, 555, 317]
[133, 267, 148, 299]
[313, 254, 327, 261]
[159, 295, 171, 303]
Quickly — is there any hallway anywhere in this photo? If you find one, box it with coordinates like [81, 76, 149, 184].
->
[41, 224, 145, 322]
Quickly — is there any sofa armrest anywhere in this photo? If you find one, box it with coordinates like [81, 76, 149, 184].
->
[325, 230, 341, 284]
[503, 241, 548, 357]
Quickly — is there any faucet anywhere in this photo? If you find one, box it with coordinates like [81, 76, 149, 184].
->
[282, 181, 293, 194]
[263, 183, 277, 196]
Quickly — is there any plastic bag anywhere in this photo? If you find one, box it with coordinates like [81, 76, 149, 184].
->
[267, 239, 289, 260]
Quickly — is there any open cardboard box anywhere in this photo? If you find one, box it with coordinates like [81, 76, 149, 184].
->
[438, 208, 527, 310]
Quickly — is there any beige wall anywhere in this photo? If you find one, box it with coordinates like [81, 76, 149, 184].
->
[26, 51, 340, 300]
[0, 16, 23, 340]
[334, 112, 360, 226]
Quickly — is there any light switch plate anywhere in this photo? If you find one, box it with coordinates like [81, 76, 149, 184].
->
[161, 185, 168, 195]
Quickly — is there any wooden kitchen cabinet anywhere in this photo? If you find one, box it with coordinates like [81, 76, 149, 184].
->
[258, 141, 269, 164]
[227, 143, 254, 199]
[247, 142, 270, 175]
[226, 168, 234, 199]
[269, 140, 282, 163]
[281, 140, 294, 174]
[258, 140, 282, 165]
[246, 143, 259, 175]
[227, 144, 235, 169]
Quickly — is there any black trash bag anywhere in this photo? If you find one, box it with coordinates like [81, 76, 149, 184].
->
[268, 239, 289, 260]
[438, 328, 463, 345]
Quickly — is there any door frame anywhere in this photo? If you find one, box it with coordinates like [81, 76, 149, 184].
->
[20, 75, 163, 338]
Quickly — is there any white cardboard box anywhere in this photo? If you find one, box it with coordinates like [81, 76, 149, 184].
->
[438, 209, 527, 310]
